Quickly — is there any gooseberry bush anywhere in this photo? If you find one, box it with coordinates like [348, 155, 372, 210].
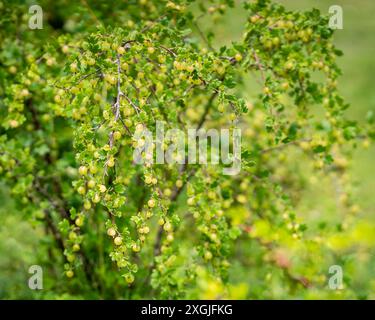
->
[1, 0, 374, 299]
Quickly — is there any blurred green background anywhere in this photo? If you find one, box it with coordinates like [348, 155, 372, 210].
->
[1, 0, 374, 299]
[206, 0, 375, 299]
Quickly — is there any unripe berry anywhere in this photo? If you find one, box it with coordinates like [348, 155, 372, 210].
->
[204, 251, 213, 260]
[90, 165, 98, 174]
[147, 199, 155, 208]
[217, 210, 224, 217]
[94, 93, 102, 102]
[125, 273, 134, 284]
[240, 181, 248, 191]
[264, 40, 273, 50]
[116, 259, 126, 268]
[77, 186, 86, 195]
[173, 78, 180, 85]
[69, 231, 77, 241]
[101, 42, 110, 50]
[107, 228, 116, 237]
[208, 191, 216, 200]
[143, 226, 150, 234]
[75, 217, 84, 227]
[70, 62, 78, 72]
[104, 74, 116, 85]
[222, 260, 230, 268]
[84, 200, 92, 210]
[79, 166, 88, 176]
[163, 222, 172, 232]
[114, 236, 123, 246]
[107, 158, 115, 167]
[285, 60, 294, 71]
[208, 6, 215, 14]
[8, 66, 17, 74]
[236, 194, 247, 204]
[173, 61, 183, 70]
[223, 200, 231, 208]
[21, 89, 29, 97]
[117, 46, 125, 55]
[62, 45, 69, 53]
[272, 37, 280, 47]
[66, 270, 74, 278]
[300, 141, 310, 151]
[210, 233, 218, 242]
[281, 82, 289, 90]
[87, 180, 96, 188]
[92, 193, 100, 203]
[125, 118, 133, 127]
[186, 65, 194, 73]
[250, 15, 259, 23]
[132, 243, 140, 252]
[363, 139, 370, 149]
[234, 53, 242, 62]
[87, 57, 95, 66]
[72, 244, 80, 252]
[164, 188, 172, 197]
[42, 114, 51, 122]
[9, 120, 19, 128]
[113, 131, 122, 140]
[166, 233, 174, 242]
[176, 180, 183, 188]
[158, 55, 166, 63]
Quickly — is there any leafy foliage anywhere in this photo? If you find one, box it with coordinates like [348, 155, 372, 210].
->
[0, 0, 374, 299]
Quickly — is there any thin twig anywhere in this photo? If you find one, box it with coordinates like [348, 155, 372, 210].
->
[261, 138, 311, 154]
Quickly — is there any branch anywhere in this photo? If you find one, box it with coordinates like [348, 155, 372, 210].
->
[197, 91, 217, 130]
[193, 20, 214, 51]
[252, 50, 265, 82]
[159, 45, 176, 57]
[151, 89, 216, 262]
[260, 138, 311, 154]
[110, 55, 131, 135]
